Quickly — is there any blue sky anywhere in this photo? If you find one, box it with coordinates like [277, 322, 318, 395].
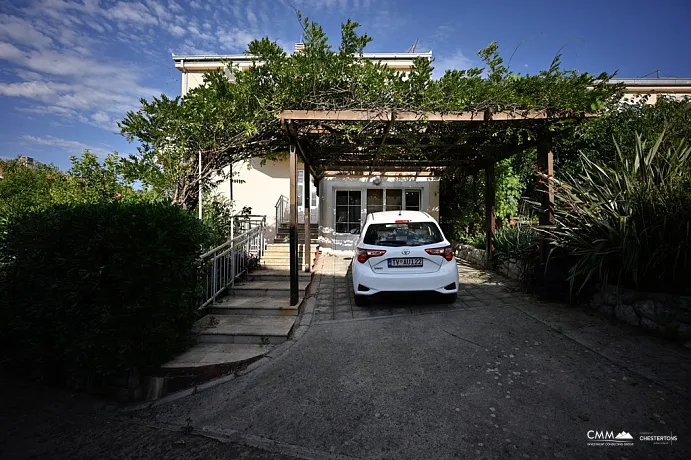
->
[1, 0, 689, 170]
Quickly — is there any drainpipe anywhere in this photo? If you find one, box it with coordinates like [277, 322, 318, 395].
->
[198, 150, 202, 220]
[180, 58, 188, 96]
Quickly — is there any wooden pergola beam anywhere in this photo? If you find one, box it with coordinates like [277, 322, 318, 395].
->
[285, 121, 321, 180]
[537, 130, 555, 264]
[280, 109, 598, 123]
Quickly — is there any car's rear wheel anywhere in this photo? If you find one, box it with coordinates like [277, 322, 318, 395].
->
[354, 294, 368, 307]
[441, 292, 457, 304]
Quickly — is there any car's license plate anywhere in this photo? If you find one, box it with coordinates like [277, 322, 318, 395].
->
[387, 257, 424, 268]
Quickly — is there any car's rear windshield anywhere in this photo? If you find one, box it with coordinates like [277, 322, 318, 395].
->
[363, 221, 444, 247]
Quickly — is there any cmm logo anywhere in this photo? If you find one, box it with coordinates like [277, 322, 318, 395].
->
[587, 431, 634, 446]
[588, 431, 615, 440]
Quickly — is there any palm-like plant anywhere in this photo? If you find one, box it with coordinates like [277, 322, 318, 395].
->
[544, 133, 691, 295]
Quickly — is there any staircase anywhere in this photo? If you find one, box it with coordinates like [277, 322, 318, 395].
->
[273, 222, 319, 244]
[161, 241, 313, 375]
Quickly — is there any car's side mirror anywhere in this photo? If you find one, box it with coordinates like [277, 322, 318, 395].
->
[350, 227, 361, 235]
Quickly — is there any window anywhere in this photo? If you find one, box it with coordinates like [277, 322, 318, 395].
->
[405, 190, 420, 211]
[335, 190, 361, 233]
[386, 189, 402, 211]
[363, 222, 443, 247]
[365, 189, 421, 213]
[367, 189, 383, 214]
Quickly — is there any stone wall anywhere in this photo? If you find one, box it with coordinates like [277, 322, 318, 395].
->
[453, 244, 524, 281]
[454, 244, 486, 267]
[589, 286, 691, 340]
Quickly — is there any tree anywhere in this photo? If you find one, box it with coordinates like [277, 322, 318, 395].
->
[52, 151, 136, 204]
[0, 158, 63, 220]
[555, 96, 691, 178]
[120, 15, 619, 213]
[0, 152, 138, 224]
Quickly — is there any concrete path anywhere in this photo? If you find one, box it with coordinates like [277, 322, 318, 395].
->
[136, 255, 691, 459]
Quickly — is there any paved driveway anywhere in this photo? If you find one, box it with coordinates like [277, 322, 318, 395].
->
[140, 255, 691, 460]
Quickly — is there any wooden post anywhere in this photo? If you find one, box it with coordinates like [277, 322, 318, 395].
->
[485, 162, 496, 269]
[303, 163, 311, 273]
[289, 144, 299, 306]
[537, 130, 555, 263]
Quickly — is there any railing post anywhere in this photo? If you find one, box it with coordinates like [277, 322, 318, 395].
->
[230, 239, 235, 289]
[211, 255, 218, 304]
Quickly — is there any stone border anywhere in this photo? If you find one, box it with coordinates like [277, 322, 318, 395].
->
[454, 243, 486, 267]
[454, 243, 523, 281]
[589, 286, 691, 340]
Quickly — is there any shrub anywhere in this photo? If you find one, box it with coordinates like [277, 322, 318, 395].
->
[543, 133, 691, 295]
[493, 224, 540, 279]
[467, 232, 487, 250]
[0, 202, 211, 384]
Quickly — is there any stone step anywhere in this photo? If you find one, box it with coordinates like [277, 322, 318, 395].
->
[262, 254, 297, 262]
[263, 261, 291, 269]
[276, 231, 319, 241]
[230, 280, 309, 297]
[276, 229, 319, 235]
[273, 238, 319, 244]
[265, 246, 305, 254]
[246, 269, 311, 281]
[278, 224, 318, 229]
[196, 315, 295, 344]
[209, 297, 298, 316]
[161, 343, 271, 369]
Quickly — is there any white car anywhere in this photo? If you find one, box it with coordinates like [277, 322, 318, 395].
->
[351, 211, 460, 306]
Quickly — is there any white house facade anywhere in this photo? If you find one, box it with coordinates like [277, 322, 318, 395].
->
[173, 46, 438, 255]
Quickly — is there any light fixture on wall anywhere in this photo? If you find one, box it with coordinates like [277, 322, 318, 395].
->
[372, 175, 382, 186]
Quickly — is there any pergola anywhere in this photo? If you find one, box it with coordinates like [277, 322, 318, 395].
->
[279, 108, 596, 305]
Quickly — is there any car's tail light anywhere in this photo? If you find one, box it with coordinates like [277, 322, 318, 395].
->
[356, 247, 386, 263]
[425, 245, 454, 261]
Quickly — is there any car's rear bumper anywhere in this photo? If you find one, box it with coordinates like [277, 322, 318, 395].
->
[352, 259, 459, 296]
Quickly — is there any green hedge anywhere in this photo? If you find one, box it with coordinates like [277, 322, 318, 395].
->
[0, 202, 210, 383]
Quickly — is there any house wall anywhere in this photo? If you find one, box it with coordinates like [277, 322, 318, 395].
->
[227, 157, 295, 241]
[182, 72, 207, 95]
[319, 173, 440, 255]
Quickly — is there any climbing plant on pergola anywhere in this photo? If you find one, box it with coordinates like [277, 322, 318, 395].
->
[121, 17, 623, 304]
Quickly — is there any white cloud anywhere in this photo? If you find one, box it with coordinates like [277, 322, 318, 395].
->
[433, 50, 475, 79]
[0, 81, 72, 98]
[104, 1, 159, 26]
[217, 28, 256, 52]
[22, 135, 111, 157]
[0, 42, 24, 60]
[0, 14, 54, 49]
[168, 0, 184, 14]
[169, 24, 185, 37]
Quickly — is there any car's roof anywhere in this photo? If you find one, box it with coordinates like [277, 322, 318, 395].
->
[365, 210, 435, 223]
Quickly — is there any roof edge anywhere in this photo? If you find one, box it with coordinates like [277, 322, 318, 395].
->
[172, 51, 433, 63]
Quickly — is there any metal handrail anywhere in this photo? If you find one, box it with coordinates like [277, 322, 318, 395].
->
[199, 215, 266, 309]
[275, 194, 289, 227]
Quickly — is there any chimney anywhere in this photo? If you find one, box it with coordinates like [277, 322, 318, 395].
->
[294, 43, 305, 53]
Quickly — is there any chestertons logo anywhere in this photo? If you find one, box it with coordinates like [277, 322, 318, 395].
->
[587, 430, 634, 447]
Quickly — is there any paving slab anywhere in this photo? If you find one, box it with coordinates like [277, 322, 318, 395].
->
[162, 344, 271, 369]
[196, 315, 295, 344]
